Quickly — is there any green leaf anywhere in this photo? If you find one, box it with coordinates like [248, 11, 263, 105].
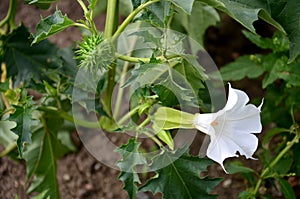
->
[25, 0, 57, 9]
[10, 105, 36, 157]
[171, 0, 195, 14]
[2, 25, 63, 86]
[32, 10, 75, 44]
[140, 148, 222, 199]
[0, 80, 10, 92]
[0, 120, 18, 150]
[200, 0, 284, 33]
[277, 178, 296, 199]
[138, 0, 172, 27]
[172, 2, 219, 46]
[225, 161, 254, 174]
[242, 30, 289, 52]
[23, 113, 71, 199]
[115, 139, 147, 199]
[124, 63, 197, 106]
[200, 0, 300, 61]
[270, 0, 300, 62]
[220, 55, 265, 81]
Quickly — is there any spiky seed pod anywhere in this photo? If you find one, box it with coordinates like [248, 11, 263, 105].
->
[76, 34, 115, 75]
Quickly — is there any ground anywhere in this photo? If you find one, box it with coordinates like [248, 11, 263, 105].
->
[0, 1, 279, 199]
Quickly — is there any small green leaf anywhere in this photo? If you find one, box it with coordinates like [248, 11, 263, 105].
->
[277, 178, 296, 199]
[171, 0, 195, 14]
[25, 0, 57, 9]
[115, 139, 147, 199]
[0, 120, 18, 151]
[153, 107, 195, 130]
[0, 80, 10, 92]
[10, 104, 36, 157]
[220, 55, 265, 81]
[225, 161, 254, 174]
[140, 147, 222, 199]
[32, 10, 75, 44]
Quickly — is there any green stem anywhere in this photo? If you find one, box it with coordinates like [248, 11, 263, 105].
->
[0, 0, 17, 31]
[143, 131, 163, 147]
[38, 107, 100, 128]
[117, 104, 145, 125]
[252, 132, 300, 196]
[104, 0, 118, 38]
[113, 61, 130, 119]
[0, 143, 17, 158]
[115, 52, 179, 63]
[77, 0, 89, 14]
[136, 116, 151, 131]
[111, 0, 160, 42]
[74, 22, 90, 30]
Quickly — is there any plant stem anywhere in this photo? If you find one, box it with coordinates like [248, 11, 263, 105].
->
[115, 52, 179, 63]
[252, 132, 300, 196]
[111, 0, 160, 42]
[117, 104, 144, 126]
[38, 107, 100, 129]
[104, 0, 118, 38]
[77, 0, 88, 14]
[102, 0, 119, 116]
[0, 0, 17, 32]
[136, 116, 151, 131]
[142, 131, 163, 147]
[0, 142, 17, 158]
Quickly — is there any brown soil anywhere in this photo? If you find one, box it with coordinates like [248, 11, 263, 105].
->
[0, 1, 279, 199]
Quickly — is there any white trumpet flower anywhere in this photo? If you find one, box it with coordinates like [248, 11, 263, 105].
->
[193, 84, 263, 172]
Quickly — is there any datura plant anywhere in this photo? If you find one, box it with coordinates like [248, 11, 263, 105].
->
[1, 0, 300, 199]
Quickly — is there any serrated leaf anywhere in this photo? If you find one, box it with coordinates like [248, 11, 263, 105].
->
[125, 63, 197, 106]
[200, 0, 300, 61]
[173, 2, 219, 46]
[220, 55, 265, 81]
[277, 178, 296, 199]
[25, 0, 57, 9]
[10, 105, 36, 157]
[32, 10, 75, 44]
[171, 0, 195, 14]
[0, 120, 18, 150]
[138, 0, 171, 27]
[116, 139, 147, 199]
[2, 25, 63, 86]
[23, 113, 71, 199]
[140, 148, 222, 199]
[200, 0, 285, 33]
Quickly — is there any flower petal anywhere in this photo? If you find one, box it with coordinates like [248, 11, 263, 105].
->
[224, 83, 249, 111]
[207, 133, 258, 172]
[224, 104, 262, 133]
[193, 113, 216, 136]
